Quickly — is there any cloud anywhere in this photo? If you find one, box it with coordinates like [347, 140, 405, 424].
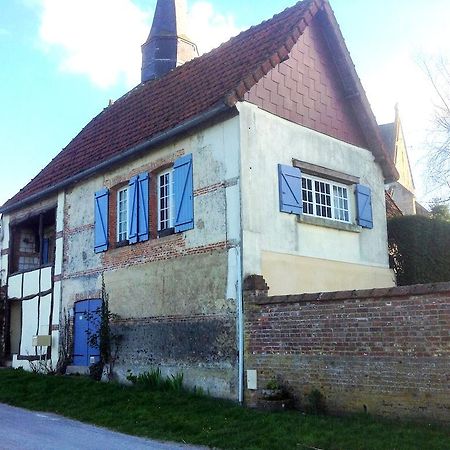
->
[33, 0, 239, 88]
[36, 0, 149, 88]
[188, 1, 240, 54]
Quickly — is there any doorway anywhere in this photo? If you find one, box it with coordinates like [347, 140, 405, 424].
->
[73, 299, 101, 366]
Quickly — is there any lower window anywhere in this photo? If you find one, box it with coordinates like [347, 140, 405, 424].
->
[302, 175, 350, 222]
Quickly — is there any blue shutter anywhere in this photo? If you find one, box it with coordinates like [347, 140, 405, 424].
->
[128, 176, 138, 244]
[356, 184, 373, 229]
[278, 164, 302, 214]
[94, 188, 109, 253]
[137, 172, 149, 242]
[174, 154, 194, 233]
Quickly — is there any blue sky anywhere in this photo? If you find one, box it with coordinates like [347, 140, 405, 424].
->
[1, 0, 449, 207]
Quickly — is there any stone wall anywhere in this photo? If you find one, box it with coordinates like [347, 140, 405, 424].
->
[244, 276, 450, 423]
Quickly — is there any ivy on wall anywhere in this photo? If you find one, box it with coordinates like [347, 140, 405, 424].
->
[388, 216, 450, 285]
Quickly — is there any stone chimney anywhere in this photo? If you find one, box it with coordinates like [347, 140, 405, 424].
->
[141, 0, 199, 82]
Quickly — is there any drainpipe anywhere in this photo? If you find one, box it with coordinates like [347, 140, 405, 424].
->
[236, 245, 244, 403]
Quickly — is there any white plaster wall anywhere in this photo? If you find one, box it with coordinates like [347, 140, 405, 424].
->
[54, 192, 65, 277]
[51, 280, 62, 363]
[65, 178, 100, 229]
[8, 273, 22, 299]
[23, 270, 40, 298]
[40, 267, 52, 292]
[39, 294, 52, 335]
[0, 214, 9, 286]
[20, 297, 39, 357]
[64, 230, 102, 277]
[56, 191, 65, 232]
[238, 102, 392, 292]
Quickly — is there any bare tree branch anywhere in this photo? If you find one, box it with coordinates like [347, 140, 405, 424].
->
[420, 57, 450, 202]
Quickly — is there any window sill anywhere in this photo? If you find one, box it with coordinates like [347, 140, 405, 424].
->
[115, 239, 129, 248]
[158, 227, 175, 238]
[297, 215, 361, 233]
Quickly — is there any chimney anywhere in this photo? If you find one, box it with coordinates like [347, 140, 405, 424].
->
[141, 0, 199, 82]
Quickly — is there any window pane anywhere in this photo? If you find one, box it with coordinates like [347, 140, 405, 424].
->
[158, 170, 173, 231]
[117, 188, 128, 241]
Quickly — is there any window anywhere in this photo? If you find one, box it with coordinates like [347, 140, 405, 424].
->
[116, 187, 128, 242]
[278, 163, 373, 230]
[158, 169, 174, 231]
[94, 154, 194, 253]
[302, 175, 350, 222]
[10, 209, 56, 274]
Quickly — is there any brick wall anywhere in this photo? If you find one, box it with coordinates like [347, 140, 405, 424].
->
[244, 276, 450, 423]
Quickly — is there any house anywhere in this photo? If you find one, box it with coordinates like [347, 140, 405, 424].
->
[380, 104, 428, 216]
[0, 0, 398, 401]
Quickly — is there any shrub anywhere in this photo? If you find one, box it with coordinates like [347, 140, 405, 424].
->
[126, 368, 184, 392]
[306, 389, 327, 415]
[388, 216, 450, 285]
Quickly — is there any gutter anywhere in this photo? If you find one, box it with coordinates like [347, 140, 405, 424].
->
[0, 101, 232, 215]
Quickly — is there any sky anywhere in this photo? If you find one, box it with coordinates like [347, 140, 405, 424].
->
[1, 0, 449, 208]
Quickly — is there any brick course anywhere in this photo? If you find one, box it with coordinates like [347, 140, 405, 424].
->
[244, 277, 450, 423]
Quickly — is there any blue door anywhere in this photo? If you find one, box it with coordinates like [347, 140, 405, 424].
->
[73, 299, 101, 366]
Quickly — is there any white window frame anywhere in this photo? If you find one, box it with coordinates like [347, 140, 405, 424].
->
[301, 174, 351, 223]
[116, 186, 129, 242]
[157, 169, 174, 231]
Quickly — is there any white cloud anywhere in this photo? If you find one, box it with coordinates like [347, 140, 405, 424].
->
[188, 1, 240, 54]
[33, 0, 239, 88]
[37, 0, 149, 88]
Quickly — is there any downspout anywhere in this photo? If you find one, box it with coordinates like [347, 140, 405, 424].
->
[236, 108, 245, 404]
[236, 244, 244, 403]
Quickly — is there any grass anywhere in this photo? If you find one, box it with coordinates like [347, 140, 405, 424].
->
[0, 369, 448, 450]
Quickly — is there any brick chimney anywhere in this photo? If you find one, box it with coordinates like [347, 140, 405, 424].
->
[141, 0, 199, 82]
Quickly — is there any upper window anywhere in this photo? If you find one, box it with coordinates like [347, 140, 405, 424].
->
[158, 169, 174, 231]
[278, 162, 373, 229]
[117, 187, 128, 242]
[10, 209, 56, 274]
[94, 154, 194, 253]
[302, 175, 350, 222]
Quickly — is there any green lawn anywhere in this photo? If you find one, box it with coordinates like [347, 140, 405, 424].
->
[0, 369, 448, 450]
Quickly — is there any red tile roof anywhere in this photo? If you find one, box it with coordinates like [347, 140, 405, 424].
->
[1, 0, 396, 213]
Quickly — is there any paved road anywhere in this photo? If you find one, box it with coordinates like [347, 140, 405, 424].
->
[0, 403, 209, 450]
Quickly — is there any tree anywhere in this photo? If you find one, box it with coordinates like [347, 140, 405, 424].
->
[421, 57, 450, 202]
[430, 202, 450, 221]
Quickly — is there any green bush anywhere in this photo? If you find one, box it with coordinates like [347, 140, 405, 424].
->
[388, 216, 450, 285]
[306, 389, 327, 415]
[126, 368, 184, 392]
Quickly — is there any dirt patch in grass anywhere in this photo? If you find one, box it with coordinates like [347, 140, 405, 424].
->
[0, 369, 448, 450]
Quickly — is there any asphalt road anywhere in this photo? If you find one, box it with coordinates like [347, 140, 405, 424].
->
[0, 403, 208, 450]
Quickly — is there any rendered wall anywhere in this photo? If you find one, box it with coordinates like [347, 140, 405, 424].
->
[244, 278, 450, 423]
[239, 102, 394, 295]
[61, 116, 242, 398]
